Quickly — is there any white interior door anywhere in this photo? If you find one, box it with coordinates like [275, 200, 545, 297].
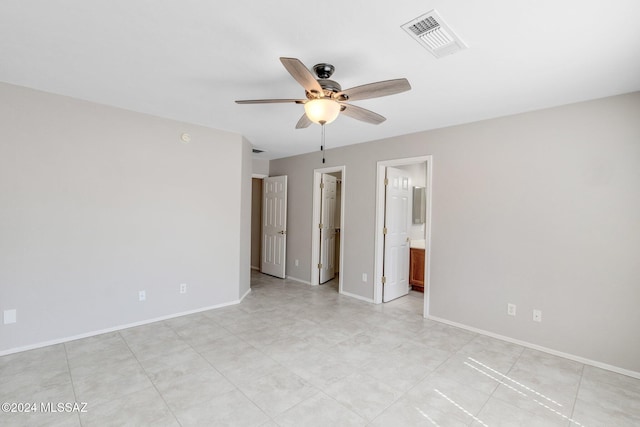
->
[261, 176, 287, 278]
[383, 167, 412, 302]
[319, 174, 337, 284]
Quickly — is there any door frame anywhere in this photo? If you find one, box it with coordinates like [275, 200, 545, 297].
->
[374, 156, 433, 317]
[311, 165, 346, 292]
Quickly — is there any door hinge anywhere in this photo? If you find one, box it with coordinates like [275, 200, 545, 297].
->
[318, 223, 323, 229]
[381, 276, 387, 284]
[318, 263, 323, 269]
[383, 227, 387, 235]
[320, 182, 325, 189]
[384, 178, 389, 186]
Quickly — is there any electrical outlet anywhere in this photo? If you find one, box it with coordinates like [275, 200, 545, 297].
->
[533, 309, 542, 322]
[362, 273, 367, 282]
[139, 290, 146, 301]
[507, 303, 516, 316]
[180, 283, 187, 294]
[4, 309, 17, 324]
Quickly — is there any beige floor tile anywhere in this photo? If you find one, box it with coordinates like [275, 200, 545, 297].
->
[476, 396, 569, 426]
[274, 392, 367, 427]
[359, 351, 437, 392]
[324, 372, 403, 421]
[139, 346, 212, 383]
[235, 366, 318, 417]
[222, 352, 283, 385]
[0, 411, 81, 427]
[260, 335, 323, 364]
[198, 337, 265, 373]
[154, 367, 236, 412]
[2, 271, 639, 425]
[430, 353, 505, 395]
[407, 372, 493, 425]
[71, 357, 152, 407]
[458, 334, 525, 373]
[79, 386, 177, 427]
[0, 367, 75, 404]
[572, 366, 640, 426]
[286, 349, 357, 390]
[369, 394, 469, 427]
[495, 361, 581, 410]
[172, 389, 269, 427]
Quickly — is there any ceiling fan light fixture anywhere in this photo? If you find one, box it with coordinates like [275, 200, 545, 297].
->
[236, 57, 411, 129]
[304, 98, 341, 125]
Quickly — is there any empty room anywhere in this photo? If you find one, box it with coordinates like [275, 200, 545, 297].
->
[1, 1, 639, 426]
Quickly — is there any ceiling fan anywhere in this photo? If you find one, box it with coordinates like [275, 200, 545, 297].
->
[235, 57, 411, 128]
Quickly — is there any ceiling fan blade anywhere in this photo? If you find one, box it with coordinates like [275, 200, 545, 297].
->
[235, 99, 304, 104]
[280, 57, 323, 95]
[337, 78, 411, 101]
[295, 113, 312, 129]
[340, 103, 386, 125]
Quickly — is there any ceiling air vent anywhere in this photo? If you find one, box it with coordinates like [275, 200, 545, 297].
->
[402, 10, 467, 58]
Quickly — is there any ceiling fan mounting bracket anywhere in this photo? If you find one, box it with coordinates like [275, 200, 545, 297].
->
[313, 63, 342, 96]
[313, 63, 335, 79]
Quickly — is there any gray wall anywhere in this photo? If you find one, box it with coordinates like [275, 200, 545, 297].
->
[252, 158, 269, 176]
[0, 83, 251, 352]
[270, 92, 640, 373]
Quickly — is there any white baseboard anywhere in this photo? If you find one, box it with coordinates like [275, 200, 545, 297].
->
[0, 299, 244, 357]
[286, 275, 311, 285]
[427, 314, 640, 380]
[341, 290, 374, 303]
[239, 287, 251, 302]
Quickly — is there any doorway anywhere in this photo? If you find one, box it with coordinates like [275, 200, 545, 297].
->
[311, 166, 346, 293]
[374, 156, 432, 317]
[250, 177, 263, 271]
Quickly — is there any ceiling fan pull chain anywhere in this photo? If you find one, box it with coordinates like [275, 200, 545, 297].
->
[321, 124, 326, 164]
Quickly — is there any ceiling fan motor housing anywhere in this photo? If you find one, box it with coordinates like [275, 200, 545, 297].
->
[305, 79, 342, 99]
[319, 79, 342, 95]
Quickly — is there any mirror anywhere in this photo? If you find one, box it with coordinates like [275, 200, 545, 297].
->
[413, 186, 426, 224]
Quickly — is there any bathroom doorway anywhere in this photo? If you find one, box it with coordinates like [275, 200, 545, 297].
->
[374, 156, 432, 317]
[311, 166, 346, 293]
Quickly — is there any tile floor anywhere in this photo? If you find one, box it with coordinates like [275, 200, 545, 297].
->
[1, 271, 639, 426]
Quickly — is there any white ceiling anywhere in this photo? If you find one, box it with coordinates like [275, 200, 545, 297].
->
[2, 0, 639, 160]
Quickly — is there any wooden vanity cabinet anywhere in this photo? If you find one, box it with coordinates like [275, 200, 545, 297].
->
[409, 248, 425, 292]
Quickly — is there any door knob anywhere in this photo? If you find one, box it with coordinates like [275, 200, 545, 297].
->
[278, 230, 287, 235]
